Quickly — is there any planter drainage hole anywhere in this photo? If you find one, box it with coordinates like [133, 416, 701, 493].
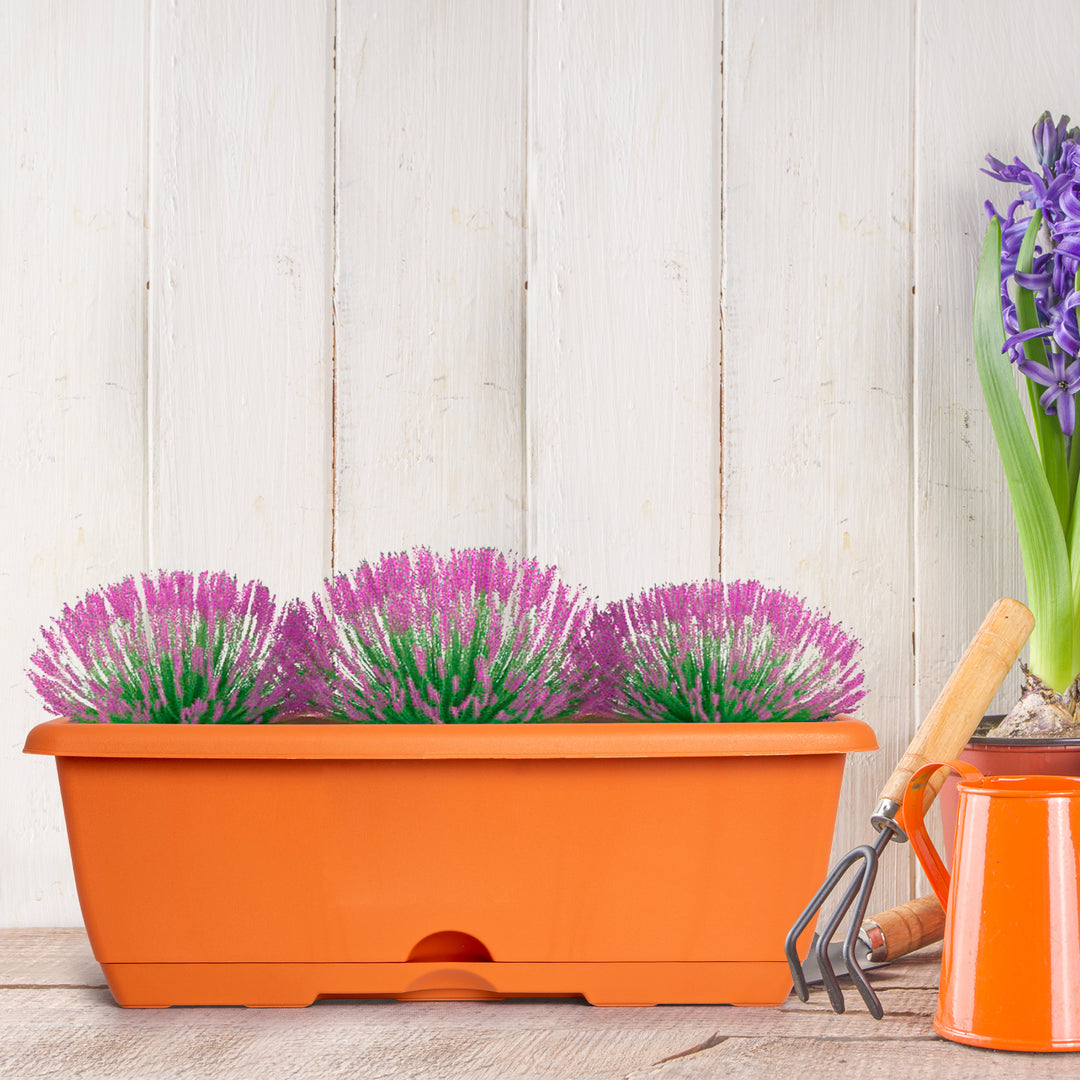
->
[407, 931, 493, 963]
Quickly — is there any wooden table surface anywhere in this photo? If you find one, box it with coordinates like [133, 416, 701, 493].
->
[1, 930, 1078, 1079]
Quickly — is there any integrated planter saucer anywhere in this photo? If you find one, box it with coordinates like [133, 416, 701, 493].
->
[25, 718, 875, 1008]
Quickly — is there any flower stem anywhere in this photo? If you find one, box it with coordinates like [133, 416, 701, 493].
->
[1016, 213, 1072, 532]
[975, 219, 1075, 693]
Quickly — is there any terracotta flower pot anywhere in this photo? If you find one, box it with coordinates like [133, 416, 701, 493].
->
[938, 716, 1080, 866]
[24, 717, 875, 1008]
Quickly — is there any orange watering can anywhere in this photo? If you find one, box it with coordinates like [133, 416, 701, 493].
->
[904, 760, 1080, 1052]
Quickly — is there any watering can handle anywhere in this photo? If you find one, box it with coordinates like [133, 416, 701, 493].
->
[877, 598, 1033, 814]
[901, 760, 984, 908]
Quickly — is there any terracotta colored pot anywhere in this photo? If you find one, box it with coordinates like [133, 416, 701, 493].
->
[938, 717, 1080, 866]
[24, 717, 875, 1008]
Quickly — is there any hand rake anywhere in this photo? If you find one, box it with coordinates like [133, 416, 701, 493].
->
[784, 598, 1034, 1018]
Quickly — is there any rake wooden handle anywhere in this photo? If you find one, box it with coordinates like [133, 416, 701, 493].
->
[863, 893, 946, 962]
[878, 597, 1033, 810]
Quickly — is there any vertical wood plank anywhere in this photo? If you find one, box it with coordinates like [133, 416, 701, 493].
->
[722, 2, 916, 909]
[527, 1, 718, 600]
[913, 3, 1080, 880]
[0, 0, 147, 925]
[334, 1, 527, 567]
[914, 6, 1080, 721]
[150, 0, 334, 599]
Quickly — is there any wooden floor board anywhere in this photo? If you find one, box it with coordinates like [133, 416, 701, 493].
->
[629, 1035, 1080, 1080]
[0, 931, 1068, 1079]
[0, 929, 103, 988]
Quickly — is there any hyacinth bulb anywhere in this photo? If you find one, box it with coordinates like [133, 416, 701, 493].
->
[587, 579, 866, 723]
[27, 571, 301, 724]
[286, 547, 600, 724]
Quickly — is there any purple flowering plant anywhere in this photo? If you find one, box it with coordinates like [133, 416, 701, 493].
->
[286, 548, 599, 723]
[585, 580, 865, 723]
[28, 571, 301, 723]
[977, 112, 1080, 722]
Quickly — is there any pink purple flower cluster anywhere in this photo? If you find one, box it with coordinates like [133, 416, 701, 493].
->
[29, 557, 866, 725]
[586, 579, 866, 723]
[284, 548, 600, 723]
[28, 571, 301, 724]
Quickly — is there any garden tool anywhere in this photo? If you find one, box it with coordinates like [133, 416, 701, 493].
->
[797, 892, 944, 986]
[784, 597, 1034, 1019]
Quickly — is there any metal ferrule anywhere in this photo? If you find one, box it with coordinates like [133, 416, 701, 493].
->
[860, 921, 888, 964]
[870, 798, 907, 843]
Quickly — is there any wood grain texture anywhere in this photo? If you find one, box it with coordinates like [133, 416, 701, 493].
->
[0, 931, 952, 1080]
[881, 597, 1031, 805]
[628, 1036, 1066, 1080]
[527, 0, 718, 601]
[0, 932, 1005, 1080]
[0, 930, 102, 988]
[333, 0, 527, 567]
[912, 3, 1080, 889]
[12, 0, 1079, 936]
[913, 5, 1072, 716]
[150, 0, 334, 599]
[868, 894, 945, 962]
[722, 0, 916, 913]
[0, 1, 147, 926]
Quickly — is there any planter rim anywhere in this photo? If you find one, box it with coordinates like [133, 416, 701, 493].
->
[968, 734, 1080, 749]
[23, 716, 876, 761]
[969, 714, 1080, 748]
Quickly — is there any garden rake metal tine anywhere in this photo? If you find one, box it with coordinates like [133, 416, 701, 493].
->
[785, 598, 1034, 1018]
[837, 840, 890, 1018]
[785, 848, 864, 1003]
[786, 830, 892, 1015]
[813, 832, 891, 1018]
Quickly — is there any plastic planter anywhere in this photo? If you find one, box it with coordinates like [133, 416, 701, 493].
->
[24, 718, 875, 1007]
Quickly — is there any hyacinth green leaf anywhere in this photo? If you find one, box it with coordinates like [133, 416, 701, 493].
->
[1071, 415, 1080, 508]
[1071, 265, 1080, 513]
[1067, 468, 1080, 683]
[1014, 211, 1071, 531]
[974, 219, 1074, 692]
[1066, 267, 1080, 681]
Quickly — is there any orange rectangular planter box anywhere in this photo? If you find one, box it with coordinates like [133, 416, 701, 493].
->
[24, 718, 875, 1007]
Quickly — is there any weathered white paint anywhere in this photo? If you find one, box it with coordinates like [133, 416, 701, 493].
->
[333, 0, 527, 566]
[912, 0, 1080, 886]
[722, 1, 916, 909]
[527, 0, 718, 601]
[0, 1, 148, 926]
[5, 0, 1077, 926]
[150, 0, 334, 600]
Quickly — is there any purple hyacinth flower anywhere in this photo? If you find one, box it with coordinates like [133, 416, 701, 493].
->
[1033, 111, 1074, 170]
[985, 113, 1080, 438]
[1019, 352, 1080, 436]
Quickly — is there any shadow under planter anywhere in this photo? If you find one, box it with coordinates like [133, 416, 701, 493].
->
[24, 718, 875, 1008]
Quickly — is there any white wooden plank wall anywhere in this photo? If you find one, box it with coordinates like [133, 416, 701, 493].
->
[912, 0, 1080, 883]
[151, 0, 334, 598]
[335, 0, 526, 562]
[0, 1, 148, 926]
[4, 0, 1077, 928]
[527, 1, 718, 599]
[721, 1, 916, 913]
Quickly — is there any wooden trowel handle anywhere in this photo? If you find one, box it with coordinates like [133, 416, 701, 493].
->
[878, 597, 1033, 810]
[863, 893, 946, 962]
